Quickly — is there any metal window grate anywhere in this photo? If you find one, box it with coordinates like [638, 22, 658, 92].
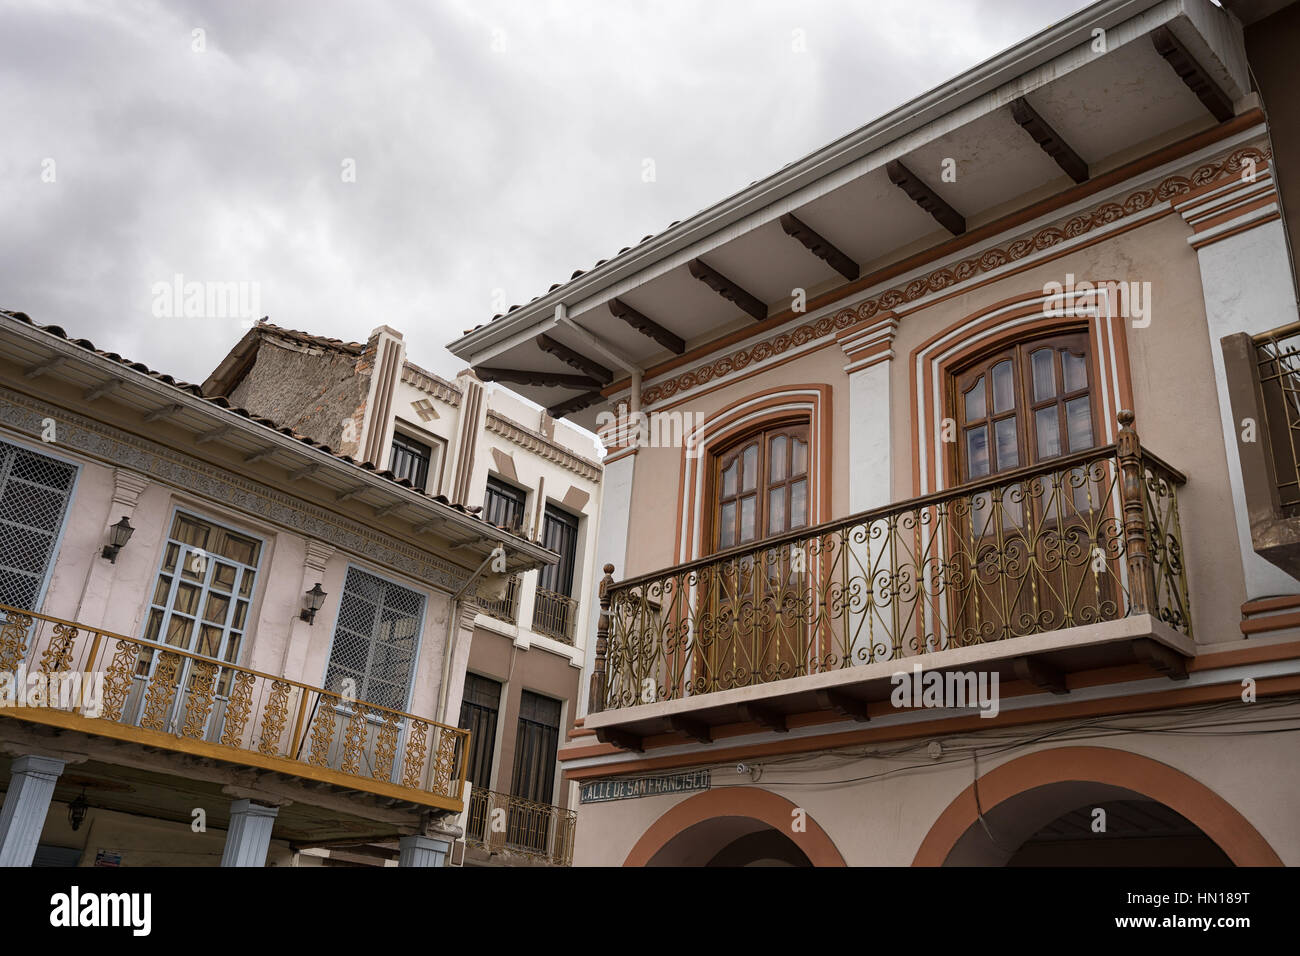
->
[325, 566, 425, 711]
[0, 439, 76, 611]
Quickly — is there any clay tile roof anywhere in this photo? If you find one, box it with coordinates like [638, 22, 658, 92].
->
[0, 309, 551, 547]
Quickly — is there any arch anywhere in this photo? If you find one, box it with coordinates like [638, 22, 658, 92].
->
[623, 786, 846, 867]
[913, 746, 1282, 867]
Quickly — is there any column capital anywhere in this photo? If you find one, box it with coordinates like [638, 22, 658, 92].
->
[1171, 161, 1282, 251]
[836, 312, 899, 372]
[303, 540, 335, 576]
[9, 754, 67, 779]
[110, 468, 151, 512]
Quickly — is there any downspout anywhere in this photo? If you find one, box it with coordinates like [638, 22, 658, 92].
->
[436, 544, 506, 725]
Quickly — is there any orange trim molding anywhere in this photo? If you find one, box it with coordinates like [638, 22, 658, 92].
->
[912, 746, 1283, 866]
[622, 786, 847, 867]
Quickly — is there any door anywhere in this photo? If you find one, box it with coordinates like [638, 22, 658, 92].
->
[703, 422, 811, 691]
[534, 506, 579, 642]
[949, 331, 1108, 644]
[458, 674, 501, 842]
[508, 691, 561, 854]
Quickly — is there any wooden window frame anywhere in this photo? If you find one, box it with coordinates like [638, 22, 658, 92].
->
[704, 418, 812, 556]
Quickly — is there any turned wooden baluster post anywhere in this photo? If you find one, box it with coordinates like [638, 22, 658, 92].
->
[588, 564, 615, 714]
[1117, 410, 1157, 616]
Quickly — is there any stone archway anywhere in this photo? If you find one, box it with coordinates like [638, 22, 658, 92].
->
[913, 747, 1281, 866]
[624, 787, 846, 867]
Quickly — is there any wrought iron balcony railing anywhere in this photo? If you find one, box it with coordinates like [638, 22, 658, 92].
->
[1252, 321, 1300, 513]
[464, 786, 577, 866]
[0, 606, 469, 810]
[532, 588, 578, 645]
[589, 412, 1190, 712]
[476, 574, 521, 624]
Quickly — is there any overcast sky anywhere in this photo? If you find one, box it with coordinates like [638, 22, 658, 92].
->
[2, 0, 1092, 387]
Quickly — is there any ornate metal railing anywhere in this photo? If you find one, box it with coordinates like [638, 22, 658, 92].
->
[476, 574, 520, 624]
[0, 606, 469, 808]
[532, 588, 578, 644]
[1253, 321, 1300, 512]
[589, 412, 1191, 712]
[464, 787, 577, 866]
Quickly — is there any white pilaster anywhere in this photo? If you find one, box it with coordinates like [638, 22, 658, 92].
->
[1174, 167, 1300, 598]
[0, 754, 66, 867]
[74, 468, 150, 629]
[398, 833, 451, 867]
[837, 314, 898, 513]
[220, 799, 279, 867]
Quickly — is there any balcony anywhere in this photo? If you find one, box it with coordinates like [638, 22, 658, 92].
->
[476, 574, 521, 624]
[1221, 323, 1300, 577]
[532, 588, 578, 645]
[0, 605, 469, 813]
[586, 414, 1194, 746]
[463, 787, 577, 866]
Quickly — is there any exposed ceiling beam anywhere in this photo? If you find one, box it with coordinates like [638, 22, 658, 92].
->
[607, 297, 685, 355]
[374, 502, 404, 518]
[778, 213, 859, 281]
[143, 403, 183, 423]
[668, 715, 712, 744]
[1009, 97, 1089, 184]
[243, 447, 277, 464]
[336, 485, 368, 503]
[1011, 656, 1070, 696]
[554, 308, 642, 373]
[738, 702, 788, 733]
[547, 390, 604, 418]
[1151, 26, 1234, 123]
[23, 355, 66, 379]
[536, 333, 613, 384]
[885, 159, 966, 236]
[814, 689, 871, 722]
[287, 462, 321, 481]
[688, 258, 767, 320]
[83, 378, 125, 402]
[195, 425, 232, 444]
[593, 726, 644, 752]
[475, 366, 601, 390]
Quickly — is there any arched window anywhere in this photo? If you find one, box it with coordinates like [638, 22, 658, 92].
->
[709, 421, 810, 553]
[952, 330, 1098, 483]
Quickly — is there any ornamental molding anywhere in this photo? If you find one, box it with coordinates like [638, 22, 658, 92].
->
[639, 141, 1272, 407]
[401, 363, 462, 407]
[485, 410, 602, 483]
[0, 389, 472, 594]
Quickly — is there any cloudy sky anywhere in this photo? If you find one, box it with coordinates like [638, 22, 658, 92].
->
[2, 0, 1092, 387]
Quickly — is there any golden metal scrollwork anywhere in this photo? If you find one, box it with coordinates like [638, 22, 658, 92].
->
[401, 720, 428, 789]
[373, 710, 399, 780]
[221, 670, 255, 747]
[257, 679, 291, 755]
[0, 610, 33, 674]
[100, 639, 140, 722]
[139, 651, 181, 731]
[307, 694, 338, 766]
[38, 622, 79, 675]
[182, 659, 218, 738]
[341, 704, 368, 775]
[431, 726, 460, 797]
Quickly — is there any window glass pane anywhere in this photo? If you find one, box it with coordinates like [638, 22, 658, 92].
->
[721, 460, 737, 498]
[239, 570, 253, 598]
[165, 615, 193, 647]
[232, 600, 248, 631]
[965, 426, 990, 479]
[1063, 350, 1088, 393]
[173, 514, 210, 548]
[144, 608, 163, 643]
[769, 436, 787, 482]
[1031, 348, 1056, 401]
[163, 542, 179, 572]
[994, 417, 1019, 471]
[790, 480, 807, 528]
[791, 439, 807, 476]
[1066, 396, 1094, 451]
[196, 624, 222, 658]
[992, 361, 1015, 414]
[768, 488, 786, 535]
[152, 576, 172, 605]
[174, 582, 201, 615]
[202, 592, 230, 625]
[964, 376, 986, 421]
[219, 533, 259, 567]
[1036, 407, 1062, 459]
[719, 502, 736, 548]
[213, 563, 236, 591]
[739, 495, 756, 542]
[224, 633, 242, 663]
[742, 445, 758, 491]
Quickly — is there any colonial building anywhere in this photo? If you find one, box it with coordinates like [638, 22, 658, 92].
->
[202, 321, 603, 865]
[0, 310, 558, 867]
[450, 0, 1300, 865]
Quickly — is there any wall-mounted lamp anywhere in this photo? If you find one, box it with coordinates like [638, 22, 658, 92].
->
[68, 790, 88, 831]
[300, 583, 327, 624]
[101, 516, 135, 563]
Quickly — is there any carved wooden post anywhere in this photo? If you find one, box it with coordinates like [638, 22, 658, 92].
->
[588, 564, 615, 714]
[1117, 410, 1157, 616]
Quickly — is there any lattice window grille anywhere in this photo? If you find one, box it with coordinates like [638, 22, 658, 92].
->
[325, 566, 425, 712]
[0, 438, 77, 612]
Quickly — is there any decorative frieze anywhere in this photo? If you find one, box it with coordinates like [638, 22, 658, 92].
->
[485, 411, 601, 482]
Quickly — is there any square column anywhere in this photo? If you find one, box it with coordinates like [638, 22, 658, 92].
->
[220, 799, 279, 867]
[398, 834, 452, 867]
[0, 754, 66, 867]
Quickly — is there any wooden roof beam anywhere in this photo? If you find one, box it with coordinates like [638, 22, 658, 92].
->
[536, 333, 613, 385]
[547, 390, 604, 418]
[1152, 26, 1234, 123]
[885, 159, 966, 236]
[688, 258, 767, 321]
[779, 213, 859, 280]
[607, 297, 684, 355]
[1010, 97, 1089, 184]
[475, 366, 601, 390]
